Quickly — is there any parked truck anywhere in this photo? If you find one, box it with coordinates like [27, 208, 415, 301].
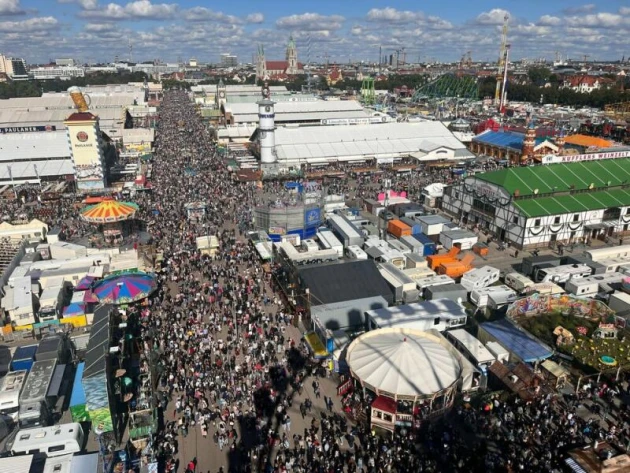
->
[426, 247, 460, 270]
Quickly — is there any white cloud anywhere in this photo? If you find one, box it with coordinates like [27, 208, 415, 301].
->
[58, 0, 98, 8]
[182, 7, 242, 24]
[566, 12, 628, 28]
[0, 16, 58, 32]
[563, 4, 596, 14]
[276, 12, 344, 31]
[475, 8, 510, 25]
[245, 13, 263, 24]
[84, 22, 115, 31]
[538, 15, 561, 26]
[350, 25, 362, 35]
[366, 7, 423, 23]
[80, 0, 178, 20]
[0, 0, 25, 15]
[620, 7, 630, 15]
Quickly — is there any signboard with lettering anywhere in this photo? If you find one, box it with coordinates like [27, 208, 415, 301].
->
[0, 126, 56, 134]
[542, 150, 630, 165]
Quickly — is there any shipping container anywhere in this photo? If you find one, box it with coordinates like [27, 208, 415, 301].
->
[439, 230, 478, 251]
[10, 345, 38, 372]
[437, 253, 475, 278]
[387, 220, 412, 238]
[424, 283, 468, 302]
[521, 255, 561, 278]
[417, 215, 450, 236]
[398, 235, 423, 254]
[426, 247, 460, 270]
[412, 233, 436, 256]
[399, 217, 421, 235]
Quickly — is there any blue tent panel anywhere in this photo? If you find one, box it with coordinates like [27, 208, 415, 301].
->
[70, 362, 87, 407]
[480, 318, 552, 363]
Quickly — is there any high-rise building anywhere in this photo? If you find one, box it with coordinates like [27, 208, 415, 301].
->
[0, 54, 28, 79]
[220, 54, 238, 68]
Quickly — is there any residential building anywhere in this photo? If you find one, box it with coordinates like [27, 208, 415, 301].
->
[562, 75, 613, 93]
[220, 54, 238, 68]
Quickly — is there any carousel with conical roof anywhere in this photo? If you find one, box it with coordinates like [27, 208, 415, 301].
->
[80, 198, 139, 245]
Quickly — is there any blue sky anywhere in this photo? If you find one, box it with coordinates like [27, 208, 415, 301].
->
[1, 0, 629, 64]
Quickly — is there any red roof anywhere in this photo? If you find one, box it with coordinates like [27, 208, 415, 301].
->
[329, 68, 341, 80]
[371, 395, 397, 414]
[65, 112, 97, 122]
[266, 61, 288, 70]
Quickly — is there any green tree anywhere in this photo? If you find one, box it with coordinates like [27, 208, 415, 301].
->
[527, 66, 552, 86]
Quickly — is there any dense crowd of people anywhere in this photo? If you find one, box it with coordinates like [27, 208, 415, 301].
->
[2, 90, 629, 472]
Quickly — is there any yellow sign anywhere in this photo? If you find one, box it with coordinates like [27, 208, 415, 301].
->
[61, 315, 88, 328]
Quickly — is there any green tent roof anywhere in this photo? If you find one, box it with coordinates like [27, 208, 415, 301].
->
[514, 188, 630, 218]
[477, 158, 630, 197]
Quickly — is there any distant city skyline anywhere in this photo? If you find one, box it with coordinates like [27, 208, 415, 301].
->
[1, 0, 629, 64]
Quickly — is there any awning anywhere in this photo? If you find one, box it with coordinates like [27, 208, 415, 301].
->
[584, 223, 605, 230]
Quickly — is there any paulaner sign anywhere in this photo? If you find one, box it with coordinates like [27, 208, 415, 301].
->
[0, 126, 56, 134]
[542, 150, 630, 165]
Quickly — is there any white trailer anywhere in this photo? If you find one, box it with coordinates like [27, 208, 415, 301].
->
[504, 272, 535, 293]
[439, 230, 478, 250]
[597, 256, 630, 273]
[317, 230, 344, 257]
[364, 239, 405, 269]
[533, 264, 592, 284]
[378, 262, 420, 304]
[523, 281, 565, 296]
[328, 214, 364, 247]
[565, 272, 624, 297]
[414, 274, 455, 291]
[460, 266, 500, 292]
[470, 285, 516, 308]
[583, 245, 630, 262]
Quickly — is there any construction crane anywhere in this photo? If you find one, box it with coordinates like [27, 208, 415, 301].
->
[494, 13, 509, 106]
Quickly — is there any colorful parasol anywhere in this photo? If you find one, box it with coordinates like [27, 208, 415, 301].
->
[92, 272, 157, 305]
[74, 275, 96, 291]
[81, 200, 138, 223]
[63, 302, 87, 317]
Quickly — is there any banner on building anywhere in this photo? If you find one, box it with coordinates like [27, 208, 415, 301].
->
[304, 208, 322, 227]
[0, 125, 56, 134]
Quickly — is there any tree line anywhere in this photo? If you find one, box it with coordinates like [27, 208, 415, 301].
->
[0, 71, 149, 99]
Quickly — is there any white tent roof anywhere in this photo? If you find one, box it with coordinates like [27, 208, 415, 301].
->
[346, 327, 461, 399]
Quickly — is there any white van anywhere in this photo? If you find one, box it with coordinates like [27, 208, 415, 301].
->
[504, 272, 535, 293]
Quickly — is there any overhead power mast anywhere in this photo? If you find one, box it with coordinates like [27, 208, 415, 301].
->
[494, 13, 509, 106]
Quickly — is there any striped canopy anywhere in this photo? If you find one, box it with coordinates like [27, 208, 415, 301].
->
[81, 200, 138, 223]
